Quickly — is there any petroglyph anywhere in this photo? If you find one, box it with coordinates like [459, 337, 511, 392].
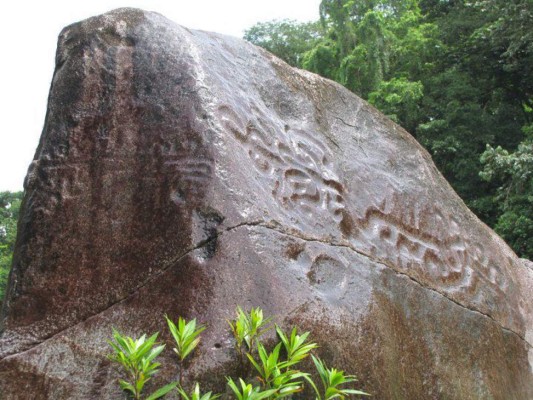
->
[217, 104, 346, 227]
[307, 254, 349, 302]
[216, 101, 518, 320]
[353, 192, 516, 320]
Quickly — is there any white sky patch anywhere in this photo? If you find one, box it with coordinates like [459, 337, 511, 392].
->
[0, 0, 320, 191]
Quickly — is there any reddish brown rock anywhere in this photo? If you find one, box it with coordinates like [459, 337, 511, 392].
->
[0, 8, 532, 399]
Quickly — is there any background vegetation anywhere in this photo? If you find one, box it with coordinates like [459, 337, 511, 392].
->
[0, 191, 22, 304]
[245, 0, 533, 259]
[1, 0, 532, 304]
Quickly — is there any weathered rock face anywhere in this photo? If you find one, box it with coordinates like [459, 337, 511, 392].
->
[0, 8, 532, 399]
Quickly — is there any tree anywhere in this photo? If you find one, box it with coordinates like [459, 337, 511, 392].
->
[416, 0, 529, 221]
[469, 0, 533, 111]
[0, 191, 22, 302]
[368, 77, 423, 131]
[244, 20, 324, 68]
[480, 139, 533, 258]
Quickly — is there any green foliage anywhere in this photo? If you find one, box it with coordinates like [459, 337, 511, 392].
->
[480, 140, 533, 257]
[228, 306, 273, 353]
[0, 267, 9, 302]
[166, 315, 206, 386]
[166, 316, 206, 362]
[227, 378, 277, 400]
[228, 307, 368, 399]
[246, 341, 308, 397]
[147, 384, 181, 400]
[108, 307, 368, 400]
[244, 20, 324, 67]
[228, 306, 274, 377]
[494, 210, 533, 258]
[469, 0, 533, 108]
[177, 383, 220, 400]
[368, 77, 423, 130]
[480, 142, 533, 195]
[343, 10, 392, 97]
[108, 329, 176, 400]
[309, 356, 369, 399]
[415, 0, 530, 224]
[0, 191, 22, 302]
[275, 325, 317, 367]
[301, 39, 339, 81]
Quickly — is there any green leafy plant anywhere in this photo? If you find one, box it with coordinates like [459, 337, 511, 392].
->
[228, 309, 367, 399]
[246, 341, 307, 398]
[108, 307, 369, 400]
[166, 315, 206, 385]
[228, 306, 273, 374]
[227, 377, 278, 400]
[108, 329, 176, 400]
[177, 382, 220, 400]
[275, 325, 317, 367]
[228, 306, 273, 352]
[308, 355, 369, 399]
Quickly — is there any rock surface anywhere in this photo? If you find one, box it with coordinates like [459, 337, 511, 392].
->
[0, 8, 532, 399]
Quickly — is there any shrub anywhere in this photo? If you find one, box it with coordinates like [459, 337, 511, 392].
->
[108, 307, 369, 399]
[107, 329, 176, 400]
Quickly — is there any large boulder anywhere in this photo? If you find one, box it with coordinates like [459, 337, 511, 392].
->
[0, 8, 531, 399]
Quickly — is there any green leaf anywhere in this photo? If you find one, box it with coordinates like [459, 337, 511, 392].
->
[146, 382, 178, 400]
[311, 355, 369, 398]
[166, 315, 206, 362]
[119, 379, 135, 394]
[108, 328, 165, 399]
[178, 382, 221, 400]
[146, 344, 166, 363]
[342, 388, 371, 395]
[229, 307, 273, 353]
[276, 325, 317, 366]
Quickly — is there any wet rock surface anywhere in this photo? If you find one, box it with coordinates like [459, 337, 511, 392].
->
[1, 8, 532, 399]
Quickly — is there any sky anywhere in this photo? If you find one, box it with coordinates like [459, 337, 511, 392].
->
[0, 0, 321, 191]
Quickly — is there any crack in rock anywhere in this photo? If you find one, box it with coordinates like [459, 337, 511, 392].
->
[331, 114, 367, 156]
[2, 218, 530, 363]
[0, 219, 267, 362]
[233, 221, 531, 347]
[0, 236, 219, 362]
